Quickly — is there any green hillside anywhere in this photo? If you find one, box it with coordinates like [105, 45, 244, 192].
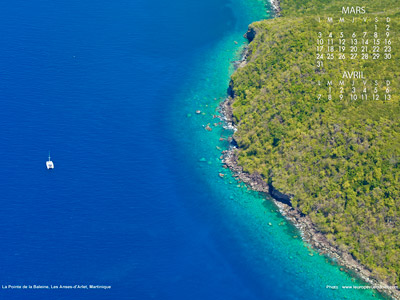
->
[230, 0, 400, 285]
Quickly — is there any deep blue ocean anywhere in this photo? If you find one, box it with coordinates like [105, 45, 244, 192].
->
[0, 1, 388, 299]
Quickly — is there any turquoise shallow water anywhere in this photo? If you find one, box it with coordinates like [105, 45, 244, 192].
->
[169, 0, 388, 299]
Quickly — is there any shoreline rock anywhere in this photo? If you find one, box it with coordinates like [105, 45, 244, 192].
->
[270, 0, 281, 17]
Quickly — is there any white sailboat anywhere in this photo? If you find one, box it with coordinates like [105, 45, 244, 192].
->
[46, 152, 54, 169]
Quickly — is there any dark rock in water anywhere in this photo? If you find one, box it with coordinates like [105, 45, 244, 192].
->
[244, 27, 257, 43]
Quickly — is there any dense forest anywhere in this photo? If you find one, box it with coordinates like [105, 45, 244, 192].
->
[230, 0, 400, 286]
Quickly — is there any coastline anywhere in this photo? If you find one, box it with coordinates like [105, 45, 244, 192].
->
[219, 5, 400, 300]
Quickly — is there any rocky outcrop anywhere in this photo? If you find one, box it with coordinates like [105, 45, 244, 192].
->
[221, 148, 269, 194]
[220, 95, 235, 125]
[270, 0, 282, 17]
[268, 183, 292, 206]
[244, 27, 257, 43]
[227, 81, 235, 98]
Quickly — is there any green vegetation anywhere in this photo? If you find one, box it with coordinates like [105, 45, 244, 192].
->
[231, 0, 400, 285]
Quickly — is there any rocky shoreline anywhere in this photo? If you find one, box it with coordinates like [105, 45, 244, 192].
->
[218, 8, 399, 299]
